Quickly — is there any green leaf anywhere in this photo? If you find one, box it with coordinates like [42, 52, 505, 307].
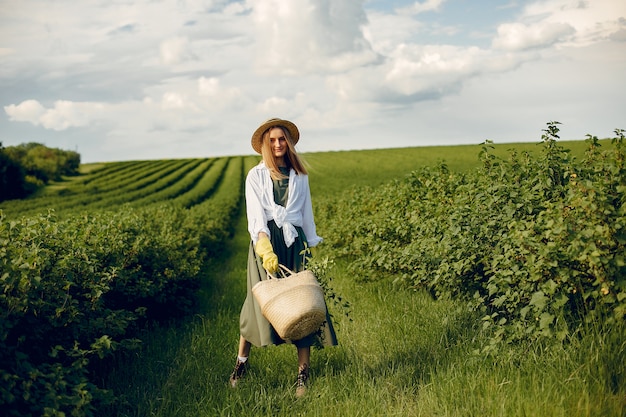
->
[539, 312, 554, 330]
[529, 291, 547, 310]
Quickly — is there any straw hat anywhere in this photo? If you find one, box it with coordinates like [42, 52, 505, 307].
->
[251, 118, 300, 154]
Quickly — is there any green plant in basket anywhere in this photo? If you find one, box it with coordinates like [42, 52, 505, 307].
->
[301, 244, 352, 322]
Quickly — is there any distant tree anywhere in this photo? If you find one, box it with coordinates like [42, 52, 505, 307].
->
[62, 150, 81, 176]
[0, 142, 81, 201]
[0, 142, 28, 201]
[5, 142, 81, 183]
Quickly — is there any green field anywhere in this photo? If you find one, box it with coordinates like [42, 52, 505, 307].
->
[0, 139, 595, 218]
[1, 135, 624, 417]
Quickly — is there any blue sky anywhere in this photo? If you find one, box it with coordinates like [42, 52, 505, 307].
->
[367, 0, 525, 46]
[1, 0, 625, 163]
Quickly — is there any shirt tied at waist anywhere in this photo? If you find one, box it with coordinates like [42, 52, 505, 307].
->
[271, 204, 302, 247]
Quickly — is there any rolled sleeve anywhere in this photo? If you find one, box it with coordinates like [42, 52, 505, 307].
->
[300, 176, 323, 247]
[245, 168, 270, 245]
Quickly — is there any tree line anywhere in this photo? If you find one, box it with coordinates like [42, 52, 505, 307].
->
[0, 142, 81, 201]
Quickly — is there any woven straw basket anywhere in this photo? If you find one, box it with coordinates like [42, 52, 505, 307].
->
[252, 265, 327, 341]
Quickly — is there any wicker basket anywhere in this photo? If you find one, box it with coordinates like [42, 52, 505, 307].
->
[252, 265, 327, 341]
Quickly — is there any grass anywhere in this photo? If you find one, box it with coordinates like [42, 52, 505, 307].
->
[98, 201, 625, 417]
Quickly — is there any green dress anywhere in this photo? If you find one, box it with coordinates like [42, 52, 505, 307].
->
[239, 167, 338, 348]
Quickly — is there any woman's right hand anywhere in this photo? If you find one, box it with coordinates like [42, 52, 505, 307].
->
[254, 235, 279, 273]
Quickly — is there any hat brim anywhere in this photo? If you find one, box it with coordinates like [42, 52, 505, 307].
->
[251, 118, 300, 154]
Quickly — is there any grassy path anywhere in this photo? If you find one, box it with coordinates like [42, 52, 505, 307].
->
[101, 206, 625, 417]
[101, 206, 467, 416]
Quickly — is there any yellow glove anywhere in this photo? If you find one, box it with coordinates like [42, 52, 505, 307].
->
[255, 236, 279, 273]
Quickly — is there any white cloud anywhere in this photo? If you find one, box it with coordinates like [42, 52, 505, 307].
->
[198, 77, 221, 96]
[5, 100, 104, 131]
[197, 76, 244, 108]
[2, 73, 249, 142]
[398, 0, 446, 15]
[257, 96, 291, 116]
[493, 21, 575, 50]
[4, 100, 46, 124]
[611, 27, 626, 42]
[249, 0, 379, 75]
[160, 36, 194, 65]
[518, 0, 626, 46]
[363, 11, 423, 55]
[161, 92, 188, 110]
[42, 101, 105, 130]
[326, 42, 521, 105]
[366, 0, 625, 105]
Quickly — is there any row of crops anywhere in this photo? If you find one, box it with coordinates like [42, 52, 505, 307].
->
[1, 156, 237, 218]
[316, 124, 626, 349]
[0, 155, 259, 416]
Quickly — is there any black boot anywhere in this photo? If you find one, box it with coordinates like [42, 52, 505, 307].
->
[229, 359, 248, 388]
[295, 364, 309, 398]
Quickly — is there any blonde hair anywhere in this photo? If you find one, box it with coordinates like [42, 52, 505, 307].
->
[260, 126, 308, 180]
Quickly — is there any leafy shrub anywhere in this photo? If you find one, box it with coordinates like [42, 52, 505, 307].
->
[317, 123, 626, 346]
[0, 199, 237, 415]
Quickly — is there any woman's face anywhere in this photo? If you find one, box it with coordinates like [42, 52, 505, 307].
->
[268, 127, 288, 161]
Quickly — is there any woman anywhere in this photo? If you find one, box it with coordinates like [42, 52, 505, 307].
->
[229, 118, 338, 397]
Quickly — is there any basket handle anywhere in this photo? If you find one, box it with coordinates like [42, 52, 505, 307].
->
[266, 264, 296, 279]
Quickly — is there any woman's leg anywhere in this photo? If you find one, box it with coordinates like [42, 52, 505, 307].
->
[238, 335, 252, 358]
[297, 346, 310, 369]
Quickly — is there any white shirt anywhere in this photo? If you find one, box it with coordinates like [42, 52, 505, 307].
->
[245, 161, 323, 248]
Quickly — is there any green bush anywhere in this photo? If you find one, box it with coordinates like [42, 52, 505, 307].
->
[0, 196, 238, 415]
[317, 123, 626, 346]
